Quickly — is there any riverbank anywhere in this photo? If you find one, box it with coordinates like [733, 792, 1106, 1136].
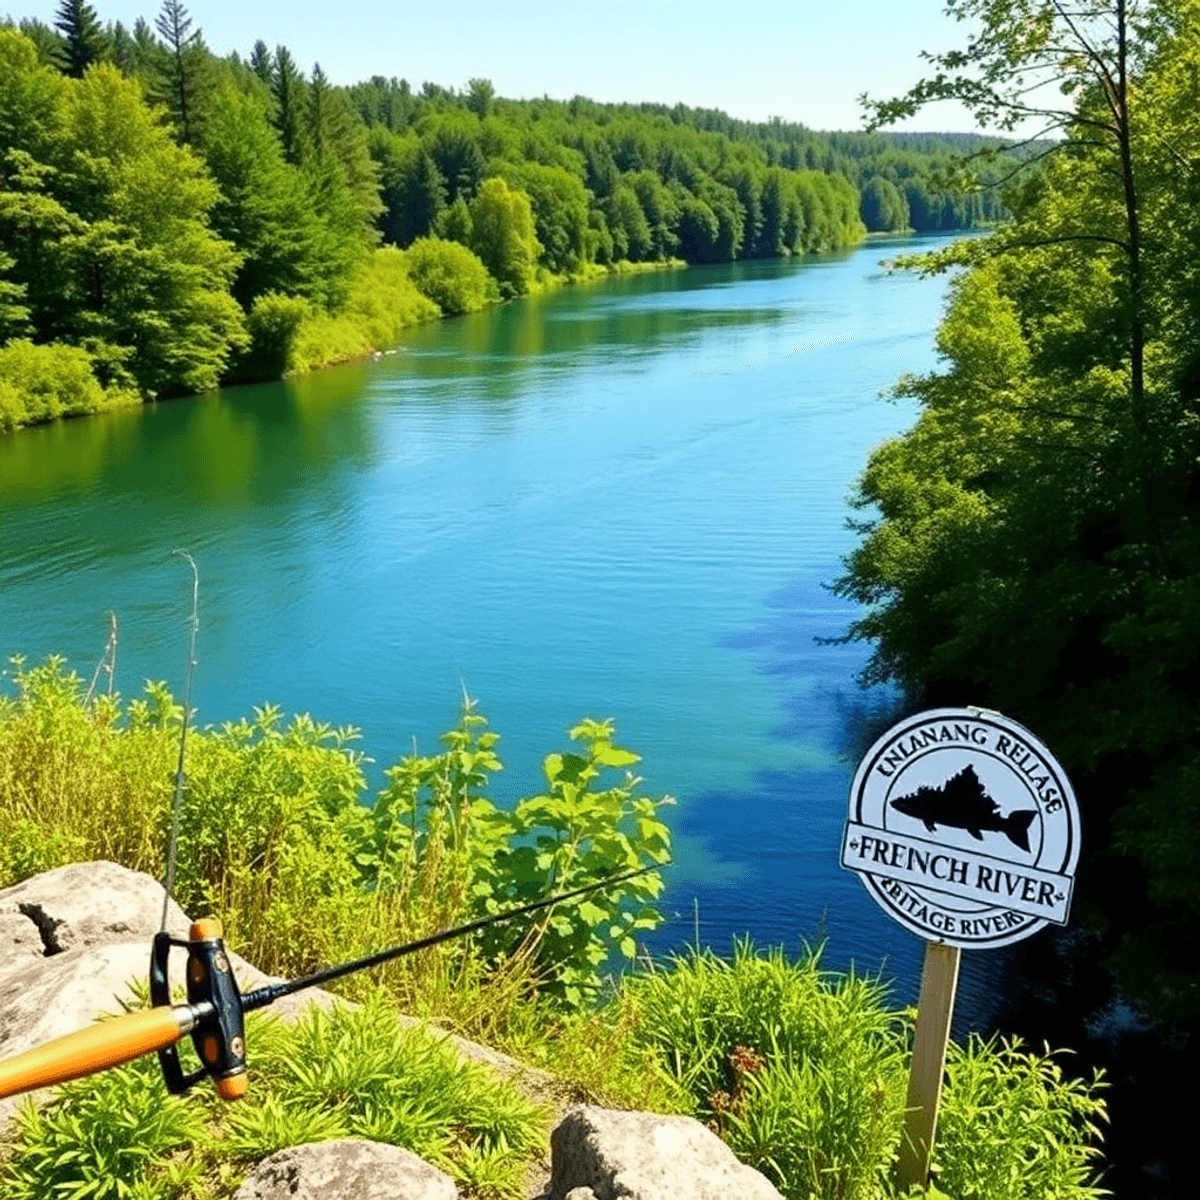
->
[273, 253, 691, 381]
[0, 252, 690, 437]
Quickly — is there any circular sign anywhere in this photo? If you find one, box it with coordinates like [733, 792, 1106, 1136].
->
[840, 708, 1080, 949]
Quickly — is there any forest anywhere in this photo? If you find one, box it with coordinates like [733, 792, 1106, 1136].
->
[0, 1, 1011, 433]
[836, 0, 1199, 1191]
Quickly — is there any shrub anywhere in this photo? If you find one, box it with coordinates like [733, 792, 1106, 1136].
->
[285, 310, 374, 375]
[0, 339, 137, 431]
[622, 941, 908, 1200]
[170, 705, 373, 979]
[343, 247, 440, 344]
[404, 238, 498, 315]
[239, 292, 311, 381]
[617, 942, 1108, 1200]
[936, 1035, 1108, 1200]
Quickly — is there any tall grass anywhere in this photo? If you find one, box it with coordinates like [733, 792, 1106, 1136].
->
[621, 941, 909, 1200]
[613, 941, 1107, 1200]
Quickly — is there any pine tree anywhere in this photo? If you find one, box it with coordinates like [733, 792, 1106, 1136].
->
[249, 40, 273, 88]
[52, 0, 106, 78]
[153, 0, 210, 145]
[271, 46, 307, 166]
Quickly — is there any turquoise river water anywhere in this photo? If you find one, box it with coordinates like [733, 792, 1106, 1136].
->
[0, 233, 1013, 1025]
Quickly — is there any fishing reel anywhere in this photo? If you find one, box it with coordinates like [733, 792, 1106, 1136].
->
[150, 918, 248, 1099]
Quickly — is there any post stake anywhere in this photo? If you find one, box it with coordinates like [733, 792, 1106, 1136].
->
[896, 940, 961, 1193]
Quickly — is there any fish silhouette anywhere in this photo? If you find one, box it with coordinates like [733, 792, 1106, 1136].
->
[890, 764, 1036, 851]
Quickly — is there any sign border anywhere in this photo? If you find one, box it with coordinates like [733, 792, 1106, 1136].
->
[843, 707, 1080, 949]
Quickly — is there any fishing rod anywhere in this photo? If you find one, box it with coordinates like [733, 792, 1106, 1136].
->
[0, 861, 667, 1102]
[0, 553, 669, 1103]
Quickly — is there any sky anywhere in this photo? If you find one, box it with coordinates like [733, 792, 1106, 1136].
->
[19, 0, 998, 133]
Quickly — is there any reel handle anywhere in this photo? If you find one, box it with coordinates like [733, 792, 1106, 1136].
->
[151, 919, 248, 1100]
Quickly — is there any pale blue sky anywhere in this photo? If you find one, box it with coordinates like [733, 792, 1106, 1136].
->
[21, 0, 994, 132]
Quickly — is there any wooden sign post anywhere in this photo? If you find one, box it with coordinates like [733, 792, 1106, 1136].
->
[840, 707, 1080, 1194]
[896, 941, 960, 1191]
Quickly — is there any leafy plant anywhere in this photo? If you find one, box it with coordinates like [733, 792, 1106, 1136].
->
[615, 941, 1107, 1200]
[226, 999, 547, 1196]
[474, 719, 672, 1008]
[935, 1036, 1107, 1200]
[1, 1053, 205, 1200]
[620, 940, 909, 1200]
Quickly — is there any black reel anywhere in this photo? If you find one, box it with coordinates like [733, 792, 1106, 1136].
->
[150, 919, 248, 1099]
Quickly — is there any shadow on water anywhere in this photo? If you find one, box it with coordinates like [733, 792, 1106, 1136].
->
[709, 581, 1185, 1198]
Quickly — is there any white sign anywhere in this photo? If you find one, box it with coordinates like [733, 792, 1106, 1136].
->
[841, 708, 1080, 949]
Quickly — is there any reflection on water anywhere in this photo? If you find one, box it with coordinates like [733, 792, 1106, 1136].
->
[1, 236, 993, 1019]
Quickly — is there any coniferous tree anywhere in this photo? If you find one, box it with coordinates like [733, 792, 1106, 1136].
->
[199, 85, 333, 308]
[271, 45, 307, 166]
[107, 21, 133, 72]
[14, 17, 62, 67]
[130, 16, 159, 71]
[248, 40, 273, 88]
[152, 0, 210, 145]
[52, 0, 106, 78]
[464, 77, 494, 120]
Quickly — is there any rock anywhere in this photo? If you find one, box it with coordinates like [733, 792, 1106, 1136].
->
[0, 862, 339, 1131]
[232, 1139, 457, 1200]
[549, 1105, 785, 1200]
[0, 861, 192, 973]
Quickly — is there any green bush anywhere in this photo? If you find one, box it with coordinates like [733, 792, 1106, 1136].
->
[170, 705, 373, 979]
[238, 293, 311, 382]
[622, 941, 908, 1200]
[0, 377, 24, 432]
[343, 247, 440, 344]
[0, 339, 138, 431]
[360, 711, 672, 1012]
[285, 310, 375, 375]
[617, 942, 1108, 1200]
[936, 1035, 1107, 1200]
[403, 238, 498, 315]
[237, 252, 442, 381]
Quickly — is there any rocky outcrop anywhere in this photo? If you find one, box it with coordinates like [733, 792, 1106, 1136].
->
[547, 1104, 784, 1200]
[0, 861, 339, 1130]
[233, 1139, 457, 1200]
[0, 864, 786, 1200]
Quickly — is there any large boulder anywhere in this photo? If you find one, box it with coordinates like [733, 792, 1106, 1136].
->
[548, 1105, 785, 1200]
[0, 861, 337, 1130]
[232, 1139, 457, 1200]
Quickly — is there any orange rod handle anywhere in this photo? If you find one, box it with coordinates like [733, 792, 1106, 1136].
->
[0, 1006, 191, 1100]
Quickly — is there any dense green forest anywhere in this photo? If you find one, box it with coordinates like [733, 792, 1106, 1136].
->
[839, 0, 1199, 1032]
[0, 1, 1015, 433]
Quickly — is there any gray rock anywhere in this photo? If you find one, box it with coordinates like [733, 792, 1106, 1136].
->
[0, 861, 192, 973]
[550, 1105, 784, 1200]
[0, 862, 339, 1130]
[232, 1139, 457, 1200]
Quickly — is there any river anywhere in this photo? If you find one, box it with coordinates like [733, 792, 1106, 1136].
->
[0, 233, 1012, 1026]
